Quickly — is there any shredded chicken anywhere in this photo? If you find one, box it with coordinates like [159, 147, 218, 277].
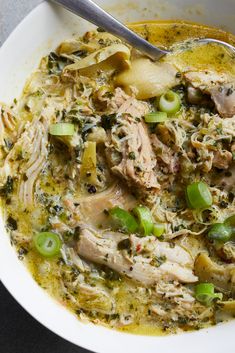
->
[210, 84, 235, 118]
[66, 183, 137, 227]
[151, 134, 179, 174]
[106, 114, 159, 192]
[108, 87, 149, 118]
[184, 70, 235, 118]
[77, 226, 197, 285]
[212, 150, 232, 169]
[78, 283, 115, 314]
[18, 117, 49, 207]
[2, 26, 235, 335]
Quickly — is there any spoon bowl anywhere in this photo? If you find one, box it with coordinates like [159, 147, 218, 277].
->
[51, 0, 235, 60]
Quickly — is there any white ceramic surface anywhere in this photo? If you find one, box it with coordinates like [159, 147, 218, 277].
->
[0, 1, 235, 352]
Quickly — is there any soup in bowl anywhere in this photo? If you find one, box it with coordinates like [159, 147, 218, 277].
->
[0, 1, 235, 352]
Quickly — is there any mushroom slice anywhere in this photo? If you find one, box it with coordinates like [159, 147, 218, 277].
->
[194, 253, 235, 295]
[63, 44, 131, 75]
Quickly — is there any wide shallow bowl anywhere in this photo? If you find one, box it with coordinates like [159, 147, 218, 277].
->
[0, 1, 235, 352]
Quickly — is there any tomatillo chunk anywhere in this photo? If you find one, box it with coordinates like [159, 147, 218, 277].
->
[186, 182, 212, 209]
[158, 90, 181, 114]
[207, 223, 232, 242]
[49, 123, 75, 136]
[110, 207, 138, 233]
[34, 232, 62, 257]
[195, 283, 223, 306]
[133, 206, 153, 236]
[144, 112, 168, 123]
[153, 223, 165, 237]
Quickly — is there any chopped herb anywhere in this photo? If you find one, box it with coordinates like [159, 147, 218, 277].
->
[103, 209, 109, 215]
[22, 174, 28, 181]
[169, 242, 175, 248]
[73, 227, 81, 241]
[0, 176, 13, 197]
[108, 313, 120, 320]
[150, 255, 166, 267]
[216, 127, 223, 134]
[73, 50, 87, 57]
[53, 205, 63, 214]
[87, 184, 97, 194]
[4, 139, 13, 151]
[98, 39, 105, 45]
[117, 238, 131, 250]
[225, 171, 232, 177]
[18, 247, 28, 260]
[178, 317, 189, 325]
[47, 51, 73, 75]
[97, 27, 106, 32]
[128, 152, 136, 160]
[103, 266, 121, 281]
[220, 200, 228, 208]
[227, 87, 234, 96]
[7, 216, 17, 230]
[228, 192, 234, 202]
[101, 114, 117, 130]
[76, 309, 84, 315]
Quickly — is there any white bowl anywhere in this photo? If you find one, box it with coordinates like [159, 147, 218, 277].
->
[0, 1, 235, 352]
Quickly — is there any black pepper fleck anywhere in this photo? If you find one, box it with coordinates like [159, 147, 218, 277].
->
[87, 184, 97, 194]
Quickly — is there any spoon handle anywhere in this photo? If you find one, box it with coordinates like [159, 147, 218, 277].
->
[51, 0, 167, 60]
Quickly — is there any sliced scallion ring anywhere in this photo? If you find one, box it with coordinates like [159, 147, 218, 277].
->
[207, 223, 232, 242]
[225, 214, 235, 234]
[195, 283, 223, 306]
[133, 206, 153, 236]
[153, 223, 165, 237]
[159, 90, 181, 114]
[110, 207, 138, 233]
[186, 182, 212, 209]
[49, 123, 75, 136]
[144, 112, 168, 123]
[33, 232, 62, 257]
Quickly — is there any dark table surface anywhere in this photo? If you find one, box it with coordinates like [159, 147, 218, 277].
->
[0, 282, 91, 353]
[0, 1, 91, 352]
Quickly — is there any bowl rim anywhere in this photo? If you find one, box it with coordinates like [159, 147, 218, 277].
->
[0, 2, 235, 353]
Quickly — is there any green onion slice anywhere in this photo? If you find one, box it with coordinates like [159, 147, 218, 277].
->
[110, 207, 138, 233]
[195, 283, 223, 306]
[133, 206, 153, 236]
[186, 182, 212, 209]
[207, 223, 232, 242]
[49, 123, 75, 136]
[144, 112, 168, 123]
[33, 232, 62, 257]
[153, 223, 165, 237]
[159, 90, 181, 114]
[225, 214, 235, 234]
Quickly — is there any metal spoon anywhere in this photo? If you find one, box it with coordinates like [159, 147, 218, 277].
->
[51, 0, 235, 61]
